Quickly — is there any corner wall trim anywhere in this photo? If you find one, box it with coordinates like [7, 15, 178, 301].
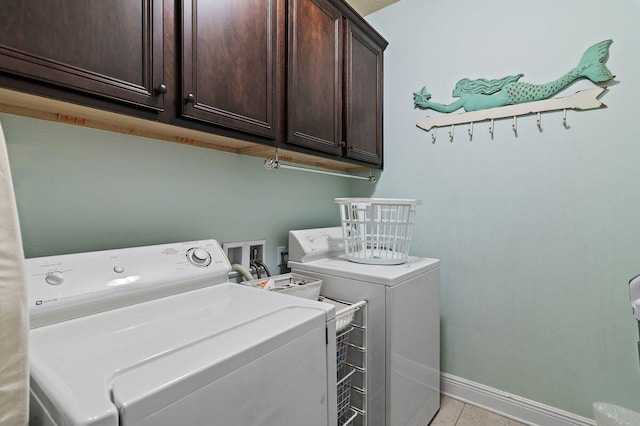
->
[440, 373, 595, 426]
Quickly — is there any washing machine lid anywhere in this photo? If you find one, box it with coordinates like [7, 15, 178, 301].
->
[289, 255, 439, 286]
[30, 283, 333, 426]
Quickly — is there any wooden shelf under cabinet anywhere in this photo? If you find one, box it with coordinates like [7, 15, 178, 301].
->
[0, 88, 368, 173]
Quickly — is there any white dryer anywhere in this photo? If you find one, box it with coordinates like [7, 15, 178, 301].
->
[289, 227, 440, 426]
[26, 240, 338, 426]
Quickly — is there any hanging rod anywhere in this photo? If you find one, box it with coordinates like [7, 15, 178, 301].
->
[264, 150, 377, 182]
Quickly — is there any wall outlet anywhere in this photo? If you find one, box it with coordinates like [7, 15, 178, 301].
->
[276, 246, 287, 267]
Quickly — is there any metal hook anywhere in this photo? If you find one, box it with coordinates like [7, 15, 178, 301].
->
[449, 125, 455, 142]
[562, 109, 568, 128]
[489, 119, 494, 138]
[537, 112, 542, 130]
[512, 116, 518, 135]
[468, 122, 474, 139]
[431, 127, 437, 143]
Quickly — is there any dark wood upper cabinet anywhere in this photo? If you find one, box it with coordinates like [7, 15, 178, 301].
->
[0, 0, 386, 169]
[181, 0, 281, 139]
[286, 0, 386, 166]
[0, 0, 165, 111]
[343, 20, 384, 165]
[287, 0, 343, 156]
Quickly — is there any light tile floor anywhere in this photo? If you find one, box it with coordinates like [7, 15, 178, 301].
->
[429, 396, 527, 426]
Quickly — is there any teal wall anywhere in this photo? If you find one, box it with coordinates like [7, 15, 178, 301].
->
[360, 0, 640, 419]
[2, 113, 349, 268]
[5, 0, 640, 419]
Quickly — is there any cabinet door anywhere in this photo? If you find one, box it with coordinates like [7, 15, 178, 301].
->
[287, 0, 343, 155]
[0, 0, 165, 111]
[181, 0, 280, 139]
[344, 21, 383, 166]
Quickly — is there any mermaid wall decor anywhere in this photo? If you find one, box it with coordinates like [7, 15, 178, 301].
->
[413, 40, 615, 138]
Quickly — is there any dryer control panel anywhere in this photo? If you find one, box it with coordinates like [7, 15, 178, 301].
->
[288, 227, 345, 263]
[25, 240, 231, 327]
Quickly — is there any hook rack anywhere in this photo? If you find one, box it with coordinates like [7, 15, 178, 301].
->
[536, 112, 542, 130]
[417, 87, 606, 142]
[264, 149, 377, 182]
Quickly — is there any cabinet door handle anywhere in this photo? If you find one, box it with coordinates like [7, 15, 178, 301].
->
[156, 84, 167, 95]
[185, 93, 196, 104]
[340, 141, 346, 148]
[349, 145, 354, 150]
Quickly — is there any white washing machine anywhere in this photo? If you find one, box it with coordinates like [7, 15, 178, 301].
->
[289, 227, 440, 426]
[26, 240, 339, 426]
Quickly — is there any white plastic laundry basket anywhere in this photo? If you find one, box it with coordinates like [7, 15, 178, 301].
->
[335, 198, 419, 265]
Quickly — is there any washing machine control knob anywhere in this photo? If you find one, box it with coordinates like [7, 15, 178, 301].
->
[186, 248, 211, 267]
[45, 271, 65, 285]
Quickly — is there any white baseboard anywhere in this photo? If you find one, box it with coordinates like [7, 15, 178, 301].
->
[440, 373, 596, 426]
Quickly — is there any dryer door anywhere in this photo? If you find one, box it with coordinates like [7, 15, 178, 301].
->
[111, 308, 329, 426]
